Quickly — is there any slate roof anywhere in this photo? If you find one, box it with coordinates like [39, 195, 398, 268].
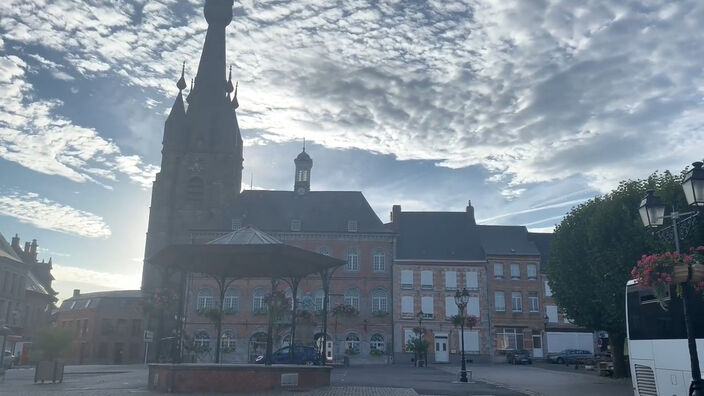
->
[478, 225, 540, 256]
[58, 290, 144, 312]
[230, 190, 390, 234]
[395, 212, 485, 261]
[25, 272, 49, 296]
[0, 232, 23, 263]
[528, 232, 553, 269]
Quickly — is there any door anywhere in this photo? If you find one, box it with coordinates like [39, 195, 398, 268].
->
[434, 335, 449, 363]
[533, 335, 543, 358]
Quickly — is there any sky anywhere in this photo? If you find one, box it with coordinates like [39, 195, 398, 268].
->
[1, 0, 703, 302]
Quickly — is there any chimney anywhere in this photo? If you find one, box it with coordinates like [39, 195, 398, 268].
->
[30, 239, 38, 261]
[11, 234, 20, 249]
[24, 241, 31, 254]
[390, 205, 402, 231]
[73, 289, 80, 297]
[466, 200, 476, 225]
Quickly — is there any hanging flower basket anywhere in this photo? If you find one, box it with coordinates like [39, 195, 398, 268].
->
[672, 265, 690, 284]
[690, 247, 704, 282]
[693, 263, 704, 282]
[331, 304, 359, 317]
[632, 252, 679, 307]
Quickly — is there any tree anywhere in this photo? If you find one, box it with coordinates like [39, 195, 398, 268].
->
[547, 169, 703, 378]
[33, 327, 72, 361]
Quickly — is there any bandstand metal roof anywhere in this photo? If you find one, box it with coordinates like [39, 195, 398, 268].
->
[148, 226, 344, 278]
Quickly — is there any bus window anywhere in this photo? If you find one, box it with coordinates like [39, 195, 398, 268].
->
[627, 285, 704, 340]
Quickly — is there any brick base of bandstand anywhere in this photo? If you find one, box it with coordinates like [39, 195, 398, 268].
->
[148, 363, 332, 393]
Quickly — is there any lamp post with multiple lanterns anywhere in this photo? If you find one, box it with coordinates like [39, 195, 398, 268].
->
[638, 161, 704, 396]
[454, 288, 471, 383]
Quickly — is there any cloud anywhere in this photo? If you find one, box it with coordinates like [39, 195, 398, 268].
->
[0, 189, 111, 238]
[53, 264, 139, 291]
[477, 198, 588, 224]
[0, 54, 158, 188]
[1, 0, 703, 195]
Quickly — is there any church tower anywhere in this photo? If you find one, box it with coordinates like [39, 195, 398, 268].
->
[142, 0, 243, 291]
[293, 143, 312, 195]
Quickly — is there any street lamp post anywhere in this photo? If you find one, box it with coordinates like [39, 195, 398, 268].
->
[638, 161, 704, 396]
[416, 310, 424, 367]
[454, 288, 470, 383]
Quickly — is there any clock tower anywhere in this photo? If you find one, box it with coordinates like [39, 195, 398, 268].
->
[293, 145, 312, 195]
[142, 0, 243, 291]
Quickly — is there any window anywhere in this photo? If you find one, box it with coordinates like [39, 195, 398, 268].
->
[344, 288, 360, 311]
[494, 263, 504, 279]
[468, 296, 480, 318]
[297, 169, 309, 182]
[345, 333, 360, 353]
[496, 328, 523, 350]
[224, 288, 240, 313]
[194, 330, 211, 349]
[85, 299, 92, 308]
[116, 319, 127, 335]
[495, 291, 505, 312]
[290, 219, 301, 231]
[461, 330, 480, 353]
[420, 270, 433, 289]
[372, 251, 386, 272]
[512, 292, 522, 312]
[196, 288, 214, 310]
[70, 300, 77, 310]
[527, 264, 537, 280]
[546, 305, 558, 323]
[445, 297, 458, 318]
[186, 177, 204, 204]
[445, 271, 457, 290]
[347, 220, 358, 232]
[510, 264, 520, 280]
[346, 247, 359, 271]
[314, 289, 328, 312]
[401, 270, 413, 289]
[370, 334, 385, 353]
[221, 330, 236, 351]
[528, 291, 539, 312]
[544, 280, 552, 297]
[466, 271, 478, 289]
[131, 319, 141, 336]
[401, 296, 414, 317]
[101, 318, 113, 335]
[403, 329, 415, 352]
[371, 289, 388, 313]
[252, 287, 266, 312]
[421, 296, 434, 318]
[82, 319, 88, 337]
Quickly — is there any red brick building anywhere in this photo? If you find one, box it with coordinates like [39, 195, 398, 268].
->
[55, 290, 147, 364]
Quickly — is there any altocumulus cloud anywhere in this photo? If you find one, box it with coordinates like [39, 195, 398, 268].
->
[0, 190, 111, 238]
[1, 0, 704, 197]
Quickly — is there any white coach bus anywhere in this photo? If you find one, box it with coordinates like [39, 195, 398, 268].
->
[626, 280, 704, 395]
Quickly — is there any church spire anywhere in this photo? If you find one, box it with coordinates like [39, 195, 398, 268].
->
[232, 81, 239, 109]
[226, 65, 234, 99]
[163, 62, 187, 149]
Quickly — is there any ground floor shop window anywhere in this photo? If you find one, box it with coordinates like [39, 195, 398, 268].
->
[496, 328, 523, 351]
[248, 332, 267, 362]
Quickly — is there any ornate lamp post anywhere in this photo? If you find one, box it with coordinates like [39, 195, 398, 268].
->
[454, 288, 470, 383]
[638, 161, 704, 396]
[416, 310, 424, 367]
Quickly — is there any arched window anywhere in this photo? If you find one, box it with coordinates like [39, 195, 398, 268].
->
[196, 288, 214, 310]
[344, 288, 360, 311]
[248, 332, 267, 363]
[186, 177, 204, 205]
[345, 333, 360, 354]
[372, 250, 386, 272]
[194, 330, 211, 349]
[370, 333, 385, 353]
[345, 247, 359, 272]
[371, 289, 388, 314]
[221, 330, 236, 352]
[252, 287, 266, 312]
[224, 288, 239, 313]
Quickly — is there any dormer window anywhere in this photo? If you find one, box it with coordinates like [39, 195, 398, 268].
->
[347, 220, 358, 232]
[231, 218, 242, 230]
[291, 219, 301, 231]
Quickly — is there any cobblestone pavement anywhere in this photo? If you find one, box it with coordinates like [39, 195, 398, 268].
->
[435, 363, 632, 396]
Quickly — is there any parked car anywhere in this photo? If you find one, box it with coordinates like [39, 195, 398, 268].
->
[255, 346, 322, 365]
[2, 351, 14, 369]
[546, 349, 593, 364]
[506, 349, 532, 365]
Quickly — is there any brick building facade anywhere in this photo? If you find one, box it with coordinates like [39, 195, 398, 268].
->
[55, 290, 147, 365]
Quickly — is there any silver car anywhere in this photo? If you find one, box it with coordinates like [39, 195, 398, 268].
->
[546, 349, 593, 364]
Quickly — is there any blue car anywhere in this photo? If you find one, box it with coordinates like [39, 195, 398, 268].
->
[255, 346, 321, 365]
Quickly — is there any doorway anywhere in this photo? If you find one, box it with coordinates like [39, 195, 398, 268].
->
[434, 334, 449, 363]
[532, 335, 543, 358]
